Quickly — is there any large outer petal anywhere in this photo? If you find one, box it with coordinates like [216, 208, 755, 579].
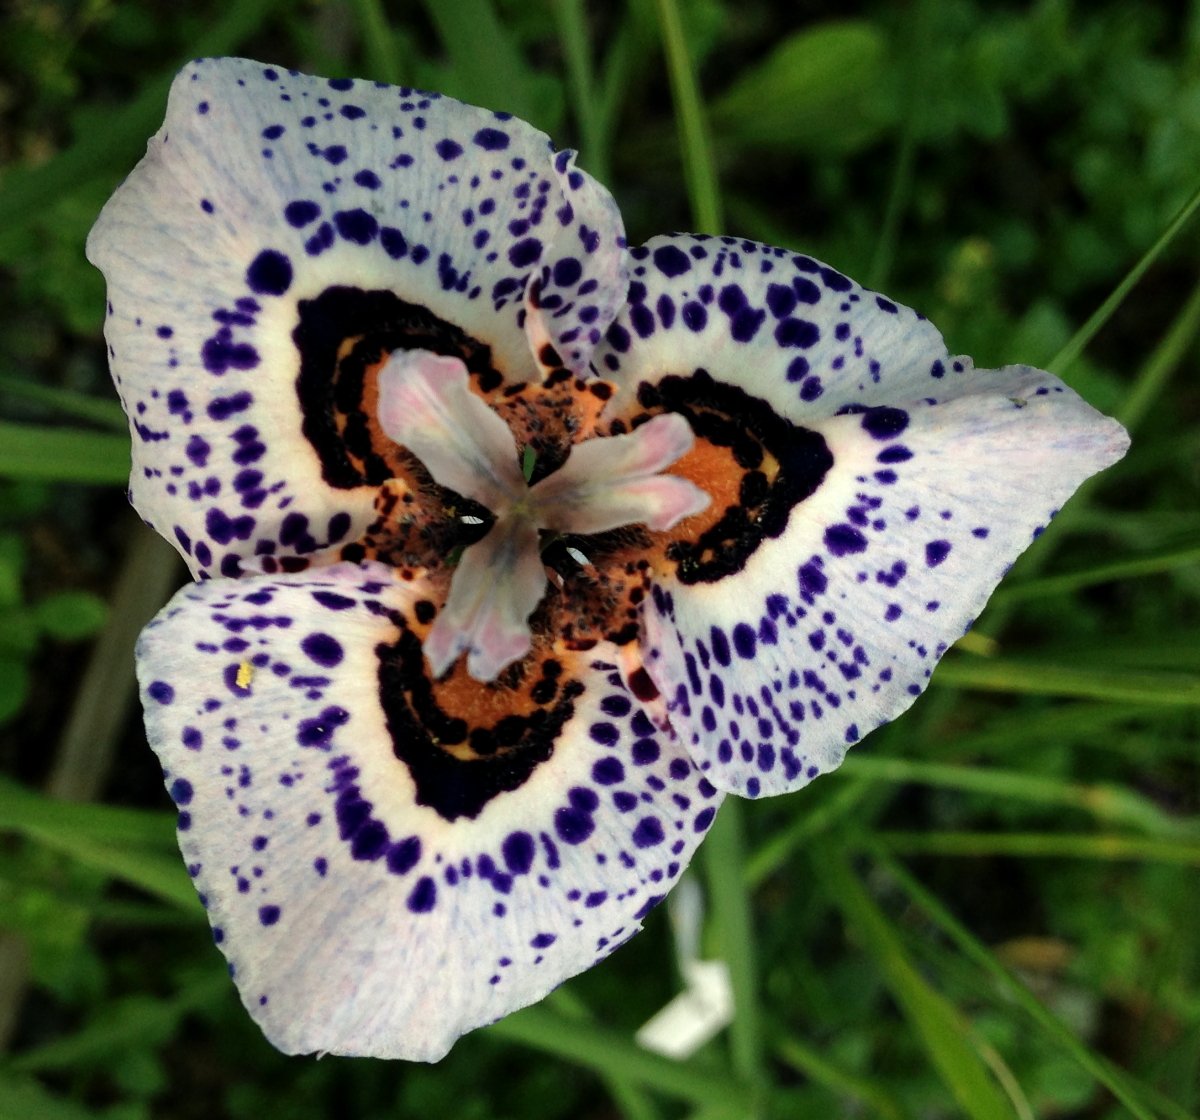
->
[593, 234, 949, 421]
[137, 562, 721, 1059]
[524, 147, 630, 378]
[87, 58, 626, 580]
[594, 236, 1129, 797]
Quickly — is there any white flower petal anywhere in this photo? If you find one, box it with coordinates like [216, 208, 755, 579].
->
[523, 148, 630, 378]
[137, 562, 722, 1060]
[638, 366, 1128, 796]
[594, 233, 949, 419]
[87, 58, 627, 579]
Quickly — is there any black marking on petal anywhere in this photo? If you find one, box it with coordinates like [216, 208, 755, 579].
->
[639, 369, 833, 584]
[294, 286, 501, 489]
[377, 629, 584, 821]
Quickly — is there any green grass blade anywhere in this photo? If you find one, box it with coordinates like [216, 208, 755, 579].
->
[869, 0, 934, 288]
[701, 799, 767, 1105]
[745, 779, 875, 888]
[0, 776, 176, 849]
[546, 990, 661, 1120]
[1117, 275, 1200, 431]
[10, 975, 227, 1072]
[76, 900, 194, 928]
[873, 849, 1171, 1120]
[649, 0, 723, 233]
[873, 831, 1200, 865]
[0, 1071, 101, 1120]
[348, 0, 405, 85]
[421, 0, 545, 125]
[596, 8, 656, 176]
[1050, 639, 1200, 671]
[868, 109, 918, 291]
[0, 87, 169, 234]
[27, 834, 195, 910]
[552, 0, 609, 183]
[931, 656, 1200, 705]
[43, 530, 183, 808]
[0, 422, 127, 483]
[774, 1032, 912, 1119]
[816, 842, 1018, 1120]
[920, 702, 1168, 760]
[0, 375, 127, 432]
[836, 756, 1197, 839]
[1049, 175, 1200, 376]
[992, 541, 1200, 606]
[0, 861, 186, 927]
[979, 1045, 1036, 1120]
[487, 1005, 748, 1109]
[0, 777, 191, 908]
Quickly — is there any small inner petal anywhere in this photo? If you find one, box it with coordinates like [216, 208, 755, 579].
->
[375, 362, 711, 682]
[423, 515, 546, 681]
[377, 348, 526, 510]
[531, 413, 711, 534]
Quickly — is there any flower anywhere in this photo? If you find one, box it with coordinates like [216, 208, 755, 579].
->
[87, 57, 1129, 1061]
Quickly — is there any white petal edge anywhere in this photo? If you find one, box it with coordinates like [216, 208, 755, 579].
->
[137, 562, 724, 1059]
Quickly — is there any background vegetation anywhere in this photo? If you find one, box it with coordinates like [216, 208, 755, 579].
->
[1, 1, 1197, 1117]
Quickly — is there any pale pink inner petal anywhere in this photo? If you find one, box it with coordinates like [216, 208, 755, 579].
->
[544, 474, 711, 534]
[553, 413, 696, 479]
[377, 369, 709, 680]
[423, 516, 547, 681]
[377, 349, 526, 510]
[531, 413, 710, 533]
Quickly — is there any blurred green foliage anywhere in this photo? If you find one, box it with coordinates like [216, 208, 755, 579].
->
[0, 0, 1198, 1118]
[0, 488, 108, 725]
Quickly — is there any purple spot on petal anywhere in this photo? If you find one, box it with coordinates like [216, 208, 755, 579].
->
[508, 238, 541, 267]
[632, 817, 664, 848]
[473, 128, 510, 150]
[148, 680, 175, 704]
[502, 831, 535, 874]
[825, 524, 867, 556]
[926, 540, 952, 567]
[862, 407, 909, 440]
[653, 244, 691, 277]
[407, 876, 437, 912]
[301, 632, 343, 667]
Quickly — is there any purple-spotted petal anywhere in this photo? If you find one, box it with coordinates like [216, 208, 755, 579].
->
[533, 413, 710, 533]
[594, 234, 948, 419]
[639, 365, 1128, 797]
[523, 148, 630, 378]
[137, 561, 721, 1059]
[377, 349, 525, 509]
[87, 58, 626, 579]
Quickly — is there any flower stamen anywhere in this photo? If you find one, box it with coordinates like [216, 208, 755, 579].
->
[376, 348, 710, 681]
